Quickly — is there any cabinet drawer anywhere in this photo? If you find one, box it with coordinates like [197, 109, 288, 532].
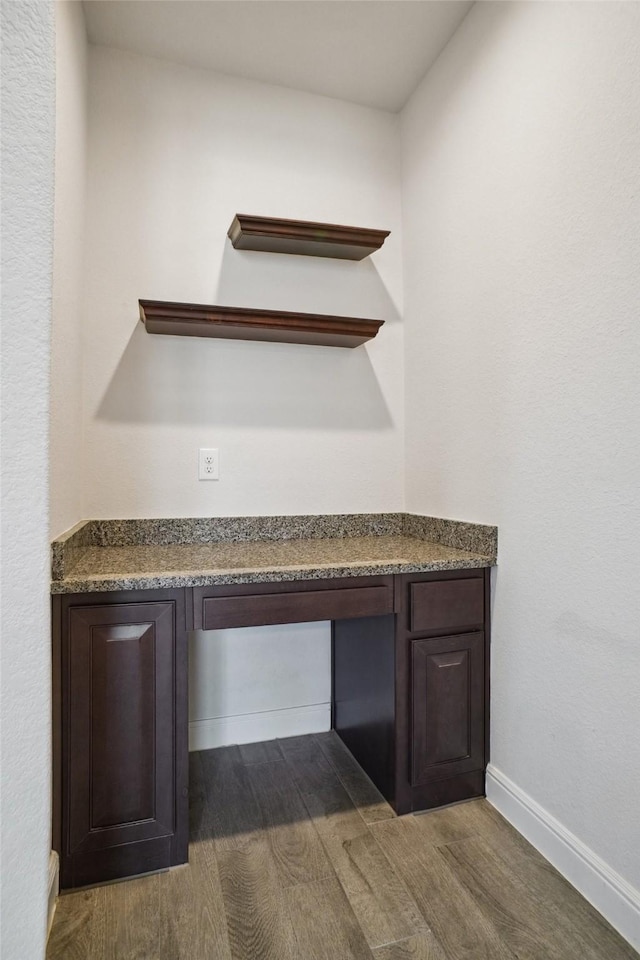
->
[409, 577, 484, 634]
[195, 580, 393, 630]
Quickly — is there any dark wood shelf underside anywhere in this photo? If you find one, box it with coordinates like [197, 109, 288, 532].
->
[228, 214, 390, 260]
[139, 300, 384, 348]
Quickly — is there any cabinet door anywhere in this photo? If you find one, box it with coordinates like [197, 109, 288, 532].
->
[62, 598, 187, 887]
[411, 632, 485, 786]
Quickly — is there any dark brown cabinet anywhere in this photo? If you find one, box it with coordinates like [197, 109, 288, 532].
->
[53, 590, 188, 889]
[408, 577, 484, 634]
[410, 631, 485, 786]
[334, 568, 490, 815]
[53, 569, 490, 887]
[192, 575, 394, 630]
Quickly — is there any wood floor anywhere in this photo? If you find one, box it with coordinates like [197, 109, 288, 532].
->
[47, 733, 638, 960]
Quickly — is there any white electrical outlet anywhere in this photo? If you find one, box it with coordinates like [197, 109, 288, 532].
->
[198, 448, 219, 481]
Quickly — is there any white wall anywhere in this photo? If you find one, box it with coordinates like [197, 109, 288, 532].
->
[82, 47, 404, 746]
[83, 46, 404, 520]
[188, 621, 331, 749]
[402, 0, 640, 941]
[0, 3, 55, 958]
[50, 1, 88, 538]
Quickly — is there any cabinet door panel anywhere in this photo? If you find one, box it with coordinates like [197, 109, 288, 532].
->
[89, 622, 156, 829]
[66, 602, 177, 857]
[411, 632, 484, 786]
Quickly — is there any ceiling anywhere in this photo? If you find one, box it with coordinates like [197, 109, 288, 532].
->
[83, 1, 473, 112]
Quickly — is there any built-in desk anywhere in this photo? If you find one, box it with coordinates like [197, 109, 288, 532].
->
[51, 513, 497, 890]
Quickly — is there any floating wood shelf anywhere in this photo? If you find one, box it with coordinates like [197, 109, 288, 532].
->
[139, 300, 384, 348]
[228, 214, 390, 261]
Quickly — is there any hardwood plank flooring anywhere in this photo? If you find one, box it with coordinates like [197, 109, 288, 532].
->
[415, 801, 639, 960]
[101, 875, 160, 960]
[45, 887, 102, 960]
[371, 816, 516, 960]
[239, 739, 284, 764]
[373, 933, 447, 960]
[217, 837, 299, 960]
[438, 835, 572, 960]
[187, 751, 209, 841]
[245, 758, 332, 887]
[322, 830, 429, 948]
[157, 844, 232, 960]
[280, 735, 427, 947]
[198, 745, 263, 852]
[414, 797, 545, 859]
[47, 733, 639, 960]
[286, 876, 374, 960]
[314, 730, 396, 823]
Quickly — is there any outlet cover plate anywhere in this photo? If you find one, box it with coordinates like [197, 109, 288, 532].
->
[198, 448, 219, 480]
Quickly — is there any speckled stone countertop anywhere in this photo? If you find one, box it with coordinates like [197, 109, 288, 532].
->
[51, 514, 497, 594]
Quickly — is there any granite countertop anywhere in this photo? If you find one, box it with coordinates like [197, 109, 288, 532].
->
[51, 514, 497, 594]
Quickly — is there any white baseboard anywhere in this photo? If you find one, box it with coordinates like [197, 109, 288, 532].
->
[486, 764, 640, 953]
[47, 850, 59, 939]
[189, 702, 331, 751]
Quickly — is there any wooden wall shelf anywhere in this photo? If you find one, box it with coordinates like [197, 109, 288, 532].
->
[228, 214, 390, 261]
[139, 300, 383, 348]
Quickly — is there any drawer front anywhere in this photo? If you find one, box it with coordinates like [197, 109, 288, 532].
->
[409, 577, 484, 634]
[198, 583, 393, 630]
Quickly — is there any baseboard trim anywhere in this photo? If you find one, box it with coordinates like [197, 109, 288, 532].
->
[189, 703, 331, 751]
[486, 764, 640, 953]
[47, 850, 59, 939]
